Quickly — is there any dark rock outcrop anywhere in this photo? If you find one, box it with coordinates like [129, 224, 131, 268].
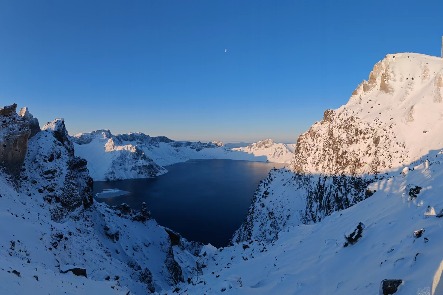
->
[0, 104, 40, 178]
[292, 109, 402, 175]
[165, 228, 181, 247]
[413, 228, 425, 238]
[20, 118, 93, 220]
[233, 170, 373, 243]
[301, 175, 372, 224]
[61, 267, 87, 278]
[344, 222, 365, 247]
[380, 279, 402, 295]
[165, 248, 184, 285]
[408, 185, 422, 199]
[132, 202, 151, 222]
[139, 268, 155, 293]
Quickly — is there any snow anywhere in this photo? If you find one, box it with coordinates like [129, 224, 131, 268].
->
[0, 120, 202, 294]
[95, 189, 130, 199]
[340, 53, 443, 171]
[2, 51, 443, 295]
[0, 169, 199, 294]
[233, 139, 295, 164]
[172, 52, 443, 294]
[168, 150, 443, 294]
[72, 132, 295, 181]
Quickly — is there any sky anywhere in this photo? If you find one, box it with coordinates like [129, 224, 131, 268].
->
[0, 0, 442, 143]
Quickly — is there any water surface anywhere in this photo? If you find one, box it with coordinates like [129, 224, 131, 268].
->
[94, 159, 284, 247]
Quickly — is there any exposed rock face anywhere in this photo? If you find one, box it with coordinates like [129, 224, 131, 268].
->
[292, 109, 402, 175]
[380, 279, 402, 295]
[0, 104, 198, 294]
[18, 107, 40, 137]
[165, 247, 184, 285]
[20, 118, 93, 220]
[233, 170, 373, 243]
[0, 104, 40, 179]
[235, 53, 443, 244]
[60, 267, 87, 278]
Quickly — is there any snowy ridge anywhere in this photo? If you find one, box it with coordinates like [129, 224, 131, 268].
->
[20, 118, 93, 220]
[1, 170, 199, 294]
[220, 53, 443, 294]
[72, 130, 166, 181]
[1, 107, 202, 294]
[235, 52, 443, 243]
[232, 139, 295, 164]
[72, 131, 294, 181]
[171, 150, 443, 294]
[294, 53, 443, 175]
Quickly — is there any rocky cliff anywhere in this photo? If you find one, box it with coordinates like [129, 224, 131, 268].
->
[234, 53, 443, 243]
[293, 53, 443, 175]
[0, 105, 199, 294]
[20, 118, 93, 220]
[0, 104, 40, 179]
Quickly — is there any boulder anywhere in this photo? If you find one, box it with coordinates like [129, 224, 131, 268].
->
[379, 279, 402, 295]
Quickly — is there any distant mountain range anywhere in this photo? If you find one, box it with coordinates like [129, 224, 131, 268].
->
[71, 132, 294, 181]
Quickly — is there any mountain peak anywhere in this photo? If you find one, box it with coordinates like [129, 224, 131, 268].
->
[293, 52, 443, 175]
[350, 53, 443, 103]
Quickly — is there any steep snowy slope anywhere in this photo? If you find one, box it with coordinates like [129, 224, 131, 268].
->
[0, 105, 201, 294]
[170, 150, 443, 295]
[72, 130, 167, 181]
[2, 169, 200, 294]
[294, 53, 443, 175]
[235, 53, 443, 243]
[170, 53, 443, 292]
[232, 139, 295, 163]
[72, 131, 293, 181]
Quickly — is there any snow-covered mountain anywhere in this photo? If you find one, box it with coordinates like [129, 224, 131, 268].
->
[2, 51, 443, 295]
[235, 52, 443, 243]
[232, 139, 295, 164]
[293, 53, 443, 175]
[222, 52, 443, 294]
[172, 150, 443, 294]
[72, 131, 293, 181]
[0, 105, 200, 294]
[72, 130, 167, 181]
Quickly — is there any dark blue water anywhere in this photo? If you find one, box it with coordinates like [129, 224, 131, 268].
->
[93, 159, 283, 247]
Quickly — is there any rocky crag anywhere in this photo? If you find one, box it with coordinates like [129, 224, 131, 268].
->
[0, 104, 200, 294]
[234, 53, 443, 243]
[0, 104, 39, 179]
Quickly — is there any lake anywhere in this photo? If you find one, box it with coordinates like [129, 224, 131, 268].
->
[93, 159, 284, 247]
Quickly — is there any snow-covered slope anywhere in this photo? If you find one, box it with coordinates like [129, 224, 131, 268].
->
[72, 131, 293, 181]
[2, 170, 199, 294]
[72, 130, 167, 181]
[232, 139, 295, 163]
[0, 105, 201, 294]
[293, 53, 443, 175]
[3, 51, 443, 295]
[168, 52, 443, 295]
[234, 53, 443, 243]
[170, 150, 443, 295]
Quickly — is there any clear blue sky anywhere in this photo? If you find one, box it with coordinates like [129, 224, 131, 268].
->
[0, 0, 442, 142]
